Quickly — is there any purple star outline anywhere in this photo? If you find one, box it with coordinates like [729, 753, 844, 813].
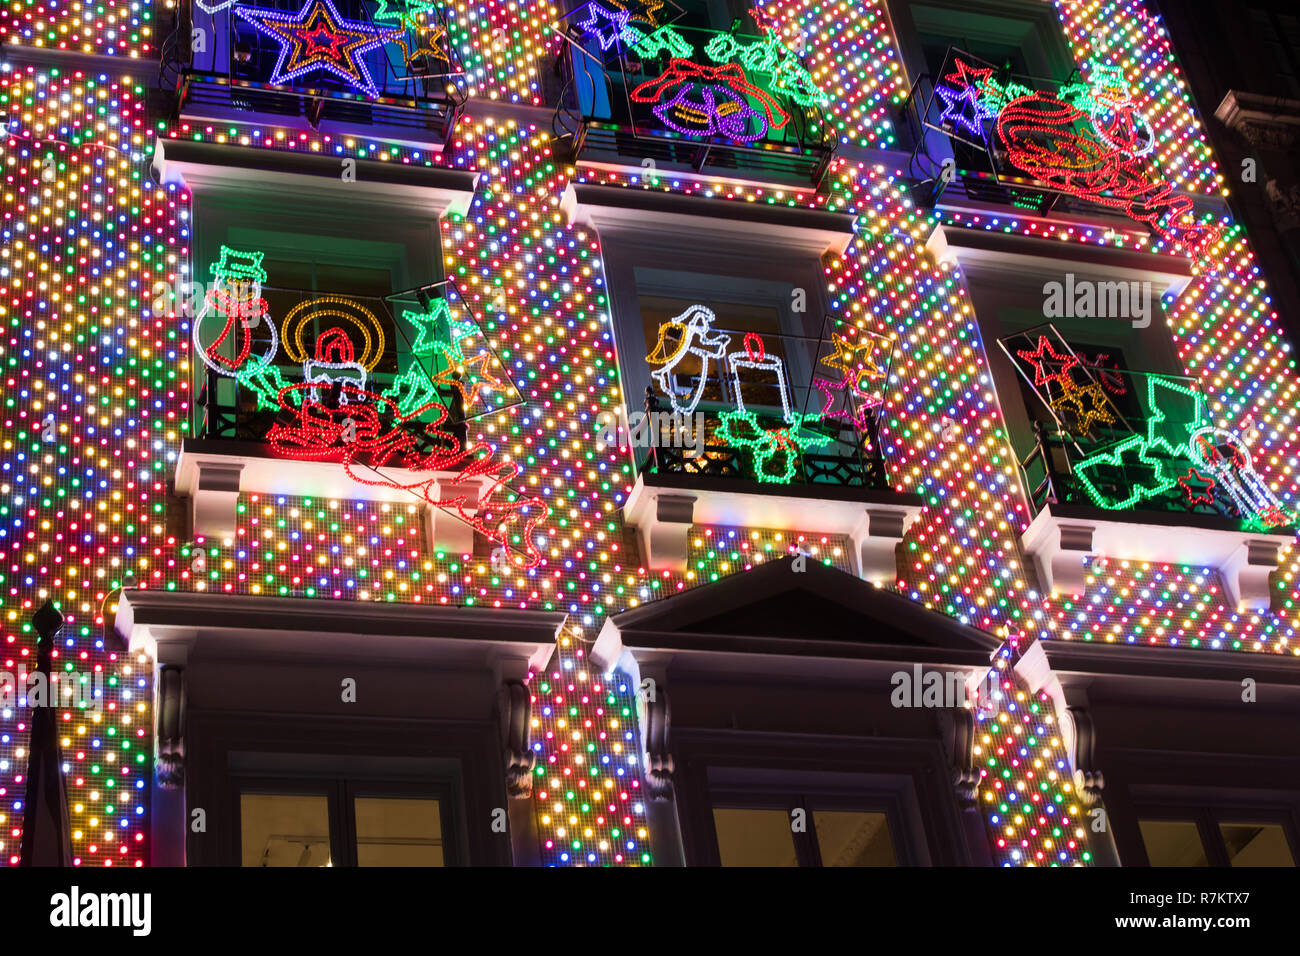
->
[577, 1, 632, 52]
[934, 59, 999, 137]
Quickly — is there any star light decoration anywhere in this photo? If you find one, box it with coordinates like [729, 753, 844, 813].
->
[1050, 381, 1116, 434]
[404, 296, 515, 413]
[1177, 467, 1217, 507]
[392, 11, 451, 70]
[812, 332, 889, 430]
[235, 0, 399, 99]
[1016, 335, 1078, 387]
[933, 57, 998, 138]
[578, 1, 633, 52]
[375, 0, 451, 70]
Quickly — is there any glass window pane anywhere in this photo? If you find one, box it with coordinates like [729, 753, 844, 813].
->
[1221, 824, 1295, 867]
[354, 797, 444, 866]
[241, 793, 332, 867]
[1139, 820, 1208, 867]
[814, 810, 896, 866]
[713, 808, 798, 866]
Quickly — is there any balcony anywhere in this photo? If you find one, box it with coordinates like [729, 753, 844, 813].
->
[617, 315, 923, 577]
[897, 46, 1221, 251]
[1001, 327, 1295, 607]
[184, 273, 534, 561]
[552, 5, 835, 183]
[165, 0, 466, 146]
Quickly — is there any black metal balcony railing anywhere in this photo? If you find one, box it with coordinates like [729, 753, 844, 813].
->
[1005, 342, 1294, 532]
[639, 389, 889, 489]
[192, 285, 482, 457]
[552, 6, 835, 183]
[630, 318, 894, 491]
[162, 0, 466, 138]
[1020, 419, 1248, 519]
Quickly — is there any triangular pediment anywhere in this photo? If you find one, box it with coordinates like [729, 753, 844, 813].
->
[607, 557, 1000, 653]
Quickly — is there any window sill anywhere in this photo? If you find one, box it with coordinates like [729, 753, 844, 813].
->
[176, 438, 489, 555]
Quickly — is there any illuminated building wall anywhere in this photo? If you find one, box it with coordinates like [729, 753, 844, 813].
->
[0, 0, 1296, 867]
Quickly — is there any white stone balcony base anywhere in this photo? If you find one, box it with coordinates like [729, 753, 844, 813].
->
[175, 440, 489, 554]
[624, 472, 924, 582]
[1021, 504, 1295, 609]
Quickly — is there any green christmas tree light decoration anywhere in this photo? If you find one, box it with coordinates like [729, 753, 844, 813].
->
[1072, 376, 1207, 511]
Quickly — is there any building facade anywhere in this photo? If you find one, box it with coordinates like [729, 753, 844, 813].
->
[1, 0, 1298, 867]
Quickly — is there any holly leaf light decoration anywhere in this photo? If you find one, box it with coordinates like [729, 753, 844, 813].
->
[717, 409, 832, 483]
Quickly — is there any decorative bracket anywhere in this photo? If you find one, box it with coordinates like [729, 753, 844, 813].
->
[189, 461, 244, 540]
[850, 506, 916, 584]
[938, 707, 979, 809]
[156, 664, 186, 790]
[639, 687, 674, 801]
[1065, 705, 1104, 806]
[498, 679, 534, 798]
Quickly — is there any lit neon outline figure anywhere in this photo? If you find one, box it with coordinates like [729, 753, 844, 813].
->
[646, 304, 732, 415]
[630, 59, 790, 143]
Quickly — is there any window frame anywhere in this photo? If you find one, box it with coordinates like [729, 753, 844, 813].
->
[884, 0, 1077, 92]
[189, 177, 448, 433]
[232, 773, 461, 867]
[667, 728, 971, 865]
[598, 219, 833, 443]
[957, 263, 1190, 502]
[709, 785, 904, 867]
[1130, 801, 1300, 868]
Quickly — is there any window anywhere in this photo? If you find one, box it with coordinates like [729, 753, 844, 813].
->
[191, 186, 454, 442]
[965, 265, 1213, 520]
[917, 31, 1028, 79]
[638, 293, 799, 419]
[624, 268, 881, 486]
[893, 0, 1073, 83]
[1138, 810, 1297, 868]
[240, 792, 333, 867]
[889, 0, 1076, 206]
[579, 194, 889, 489]
[712, 808, 798, 866]
[238, 778, 450, 867]
[669, 0, 761, 33]
[711, 803, 897, 866]
[627, 269, 819, 418]
[1247, 8, 1300, 99]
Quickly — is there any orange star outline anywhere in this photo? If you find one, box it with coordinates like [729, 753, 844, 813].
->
[432, 347, 511, 409]
[392, 11, 450, 67]
[1051, 382, 1115, 433]
[819, 333, 888, 390]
